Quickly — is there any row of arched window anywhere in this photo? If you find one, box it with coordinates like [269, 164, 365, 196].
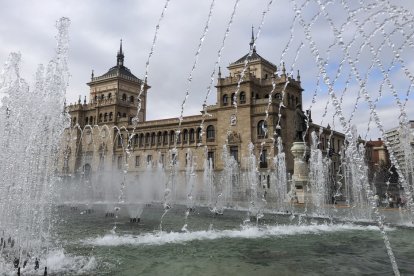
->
[287, 94, 299, 107]
[93, 93, 135, 103]
[223, 92, 246, 106]
[222, 92, 284, 106]
[118, 125, 216, 148]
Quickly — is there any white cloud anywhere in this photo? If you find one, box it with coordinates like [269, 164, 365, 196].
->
[0, 0, 413, 139]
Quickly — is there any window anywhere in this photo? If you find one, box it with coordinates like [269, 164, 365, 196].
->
[257, 120, 268, 138]
[189, 129, 195, 143]
[98, 114, 102, 123]
[130, 96, 134, 103]
[90, 116, 93, 125]
[207, 151, 215, 168]
[223, 94, 228, 106]
[274, 93, 282, 100]
[147, 155, 152, 166]
[240, 92, 246, 104]
[163, 131, 168, 145]
[123, 113, 126, 118]
[109, 112, 113, 121]
[104, 113, 108, 122]
[206, 125, 215, 141]
[230, 146, 238, 162]
[139, 133, 144, 147]
[100, 94, 104, 100]
[108, 93, 112, 99]
[183, 129, 188, 143]
[73, 117, 77, 126]
[133, 134, 138, 146]
[122, 93, 127, 101]
[157, 132, 162, 145]
[170, 131, 175, 144]
[231, 93, 235, 105]
[85, 117, 89, 125]
[151, 133, 155, 145]
[145, 133, 150, 145]
[135, 156, 140, 167]
[172, 153, 177, 165]
[260, 149, 268, 168]
[177, 133, 181, 144]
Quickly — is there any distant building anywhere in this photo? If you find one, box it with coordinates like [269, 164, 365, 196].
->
[385, 120, 414, 179]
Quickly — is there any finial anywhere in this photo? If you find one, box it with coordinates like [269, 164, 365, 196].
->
[91, 69, 94, 80]
[297, 70, 301, 82]
[250, 25, 256, 52]
[117, 39, 124, 67]
[218, 66, 221, 77]
[78, 95, 81, 104]
[282, 62, 286, 75]
[84, 96, 86, 104]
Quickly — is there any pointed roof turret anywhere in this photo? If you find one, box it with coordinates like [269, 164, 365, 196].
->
[249, 26, 256, 52]
[117, 39, 124, 67]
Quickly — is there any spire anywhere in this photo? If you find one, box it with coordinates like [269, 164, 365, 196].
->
[297, 70, 301, 82]
[117, 39, 124, 67]
[218, 66, 221, 77]
[249, 25, 256, 52]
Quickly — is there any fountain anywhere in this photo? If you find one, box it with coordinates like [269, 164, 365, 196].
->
[1, 0, 414, 275]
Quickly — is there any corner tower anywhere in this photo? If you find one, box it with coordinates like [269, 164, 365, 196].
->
[87, 40, 150, 125]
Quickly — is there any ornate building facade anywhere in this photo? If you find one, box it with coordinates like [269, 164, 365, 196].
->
[59, 39, 345, 189]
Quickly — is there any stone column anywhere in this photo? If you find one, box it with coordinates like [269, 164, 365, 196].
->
[290, 142, 309, 203]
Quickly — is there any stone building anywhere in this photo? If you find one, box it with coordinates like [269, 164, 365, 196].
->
[59, 38, 346, 193]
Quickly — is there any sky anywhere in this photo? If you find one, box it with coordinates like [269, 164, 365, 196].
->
[0, 0, 413, 140]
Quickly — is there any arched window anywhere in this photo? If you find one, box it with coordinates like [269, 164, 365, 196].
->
[274, 93, 282, 100]
[122, 93, 127, 101]
[104, 113, 108, 122]
[85, 117, 89, 125]
[89, 116, 93, 125]
[231, 93, 235, 105]
[123, 113, 126, 118]
[183, 129, 188, 143]
[189, 129, 195, 143]
[222, 94, 228, 106]
[145, 133, 150, 145]
[206, 125, 215, 141]
[151, 133, 155, 145]
[100, 94, 104, 100]
[177, 133, 181, 144]
[109, 112, 113, 121]
[163, 131, 168, 145]
[108, 93, 112, 99]
[72, 117, 77, 126]
[139, 133, 144, 147]
[257, 120, 268, 138]
[170, 130, 175, 144]
[157, 132, 162, 145]
[94, 95, 98, 102]
[240, 92, 246, 104]
[256, 93, 259, 99]
[130, 96, 134, 103]
[98, 114, 102, 123]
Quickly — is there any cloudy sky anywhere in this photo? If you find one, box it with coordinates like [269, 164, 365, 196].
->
[1, 0, 413, 140]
